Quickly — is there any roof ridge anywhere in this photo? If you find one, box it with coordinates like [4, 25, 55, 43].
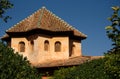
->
[6, 7, 43, 32]
[4, 6, 87, 39]
[43, 7, 87, 37]
[37, 7, 45, 27]
[72, 26, 87, 37]
[43, 7, 75, 30]
[6, 6, 80, 33]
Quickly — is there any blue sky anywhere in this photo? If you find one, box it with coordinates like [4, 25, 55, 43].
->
[0, 0, 120, 56]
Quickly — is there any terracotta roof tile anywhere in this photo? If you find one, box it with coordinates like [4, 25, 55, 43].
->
[33, 56, 103, 68]
[5, 7, 87, 38]
[1, 34, 9, 40]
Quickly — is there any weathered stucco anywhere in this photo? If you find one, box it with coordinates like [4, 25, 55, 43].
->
[11, 34, 82, 65]
[69, 39, 82, 57]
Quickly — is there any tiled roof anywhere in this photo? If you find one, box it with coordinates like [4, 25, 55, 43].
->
[1, 34, 9, 39]
[33, 56, 103, 68]
[6, 7, 87, 38]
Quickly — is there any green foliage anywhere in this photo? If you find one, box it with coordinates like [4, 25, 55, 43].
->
[105, 52, 120, 79]
[0, 41, 41, 79]
[0, 0, 13, 22]
[104, 6, 120, 79]
[52, 58, 109, 79]
[52, 6, 120, 79]
[105, 6, 120, 49]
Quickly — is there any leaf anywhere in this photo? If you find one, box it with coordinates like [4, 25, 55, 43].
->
[107, 17, 112, 21]
[105, 26, 113, 30]
[0, 42, 41, 79]
[113, 21, 119, 25]
[111, 6, 120, 11]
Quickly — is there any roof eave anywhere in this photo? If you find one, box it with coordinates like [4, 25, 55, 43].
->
[1, 34, 10, 41]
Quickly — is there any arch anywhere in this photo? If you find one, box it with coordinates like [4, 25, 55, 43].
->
[30, 40, 34, 51]
[69, 44, 75, 57]
[55, 41, 61, 52]
[71, 44, 75, 56]
[44, 40, 49, 51]
[19, 41, 25, 52]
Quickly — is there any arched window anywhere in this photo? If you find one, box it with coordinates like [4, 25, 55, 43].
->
[19, 41, 25, 52]
[71, 44, 75, 56]
[55, 41, 61, 52]
[30, 40, 34, 51]
[44, 40, 49, 51]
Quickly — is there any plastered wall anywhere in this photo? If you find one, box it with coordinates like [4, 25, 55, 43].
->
[11, 35, 74, 65]
[11, 34, 82, 66]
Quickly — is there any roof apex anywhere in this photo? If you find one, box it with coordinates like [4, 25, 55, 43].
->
[5, 7, 87, 38]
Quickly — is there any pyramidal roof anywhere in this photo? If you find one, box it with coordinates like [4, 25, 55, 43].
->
[5, 7, 87, 38]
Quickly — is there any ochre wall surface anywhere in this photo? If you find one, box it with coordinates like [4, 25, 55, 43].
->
[11, 35, 82, 65]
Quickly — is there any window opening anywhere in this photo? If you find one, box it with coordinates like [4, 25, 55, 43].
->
[19, 42, 25, 52]
[44, 40, 49, 51]
[55, 41, 61, 52]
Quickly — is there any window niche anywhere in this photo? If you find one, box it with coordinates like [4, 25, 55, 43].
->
[19, 41, 25, 52]
[71, 44, 75, 56]
[55, 41, 61, 52]
[30, 40, 34, 51]
[44, 40, 49, 51]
